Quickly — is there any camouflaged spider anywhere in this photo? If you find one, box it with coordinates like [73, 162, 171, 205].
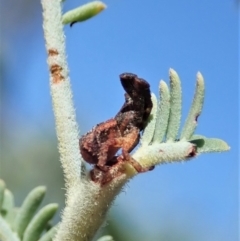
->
[79, 73, 153, 185]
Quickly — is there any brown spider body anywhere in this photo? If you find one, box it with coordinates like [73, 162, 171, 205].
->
[79, 73, 153, 184]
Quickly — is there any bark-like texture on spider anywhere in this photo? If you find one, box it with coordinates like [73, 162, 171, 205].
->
[79, 73, 153, 185]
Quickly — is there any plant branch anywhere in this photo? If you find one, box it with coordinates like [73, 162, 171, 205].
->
[41, 1, 230, 239]
[41, 1, 128, 241]
[41, 0, 82, 188]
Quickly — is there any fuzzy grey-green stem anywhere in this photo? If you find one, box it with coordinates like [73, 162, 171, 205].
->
[22, 203, 58, 241]
[180, 72, 205, 140]
[54, 179, 128, 241]
[166, 69, 182, 141]
[42, 1, 128, 240]
[42, 0, 82, 188]
[133, 141, 196, 168]
[152, 80, 171, 143]
[13, 186, 46, 238]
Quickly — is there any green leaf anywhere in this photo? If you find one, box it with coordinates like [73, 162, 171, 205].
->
[180, 72, 205, 140]
[197, 138, 230, 153]
[13, 186, 46, 238]
[22, 203, 58, 241]
[62, 1, 106, 26]
[134, 141, 197, 168]
[141, 93, 158, 146]
[152, 80, 170, 143]
[133, 69, 230, 172]
[166, 68, 182, 141]
[191, 135, 230, 152]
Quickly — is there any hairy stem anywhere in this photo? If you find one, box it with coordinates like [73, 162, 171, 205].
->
[54, 179, 127, 241]
[41, 1, 126, 240]
[41, 0, 82, 188]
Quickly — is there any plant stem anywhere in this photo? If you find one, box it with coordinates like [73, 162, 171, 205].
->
[41, 1, 125, 240]
[41, 0, 82, 188]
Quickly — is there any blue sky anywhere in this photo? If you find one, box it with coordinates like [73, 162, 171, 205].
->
[1, 0, 238, 240]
